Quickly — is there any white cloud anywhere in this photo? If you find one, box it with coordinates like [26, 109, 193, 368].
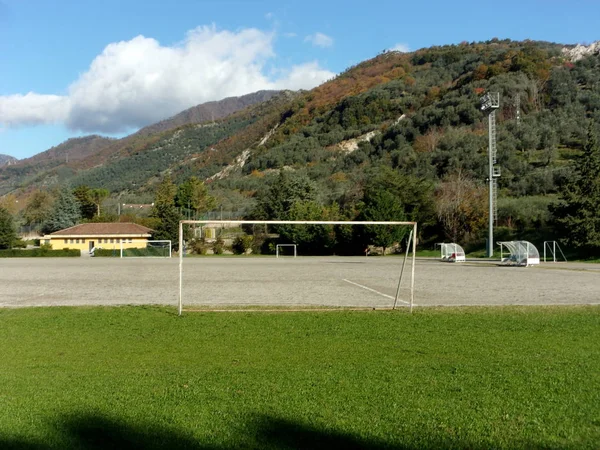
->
[391, 43, 410, 53]
[304, 32, 334, 48]
[272, 61, 335, 90]
[0, 25, 335, 133]
[0, 93, 69, 127]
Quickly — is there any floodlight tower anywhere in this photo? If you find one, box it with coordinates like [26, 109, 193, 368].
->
[480, 92, 500, 258]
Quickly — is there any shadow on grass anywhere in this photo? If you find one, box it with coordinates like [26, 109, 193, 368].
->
[0, 412, 520, 450]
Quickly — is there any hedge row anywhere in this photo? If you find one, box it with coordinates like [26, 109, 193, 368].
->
[0, 248, 81, 257]
[94, 248, 170, 257]
[94, 249, 120, 257]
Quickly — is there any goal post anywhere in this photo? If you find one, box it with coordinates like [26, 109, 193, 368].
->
[120, 240, 172, 258]
[276, 244, 297, 258]
[178, 220, 417, 315]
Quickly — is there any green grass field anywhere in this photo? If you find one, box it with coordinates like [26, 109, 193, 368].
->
[1, 306, 599, 449]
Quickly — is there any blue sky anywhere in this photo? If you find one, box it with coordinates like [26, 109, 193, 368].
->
[1, 0, 598, 159]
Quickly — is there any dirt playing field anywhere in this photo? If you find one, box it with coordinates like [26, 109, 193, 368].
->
[2, 256, 599, 309]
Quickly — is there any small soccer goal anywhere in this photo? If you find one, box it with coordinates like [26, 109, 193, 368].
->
[178, 220, 418, 315]
[120, 240, 172, 258]
[276, 244, 297, 258]
[543, 241, 567, 263]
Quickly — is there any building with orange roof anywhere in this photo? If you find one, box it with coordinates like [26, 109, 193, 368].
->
[42, 223, 154, 254]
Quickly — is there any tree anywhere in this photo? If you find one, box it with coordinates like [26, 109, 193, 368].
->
[362, 166, 436, 233]
[154, 176, 177, 208]
[0, 194, 19, 215]
[0, 207, 17, 249]
[277, 201, 339, 254]
[175, 177, 216, 219]
[251, 172, 318, 220]
[41, 186, 81, 234]
[151, 177, 181, 249]
[551, 123, 600, 255]
[73, 185, 97, 220]
[435, 171, 487, 243]
[357, 187, 408, 255]
[90, 188, 110, 217]
[23, 190, 54, 227]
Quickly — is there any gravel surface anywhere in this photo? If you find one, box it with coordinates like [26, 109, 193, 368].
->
[1, 257, 599, 309]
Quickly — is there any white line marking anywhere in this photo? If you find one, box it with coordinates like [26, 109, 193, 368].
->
[342, 279, 411, 305]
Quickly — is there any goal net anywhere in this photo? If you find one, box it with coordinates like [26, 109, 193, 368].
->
[276, 244, 297, 258]
[178, 220, 417, 315]
[121, 240, 172, 258]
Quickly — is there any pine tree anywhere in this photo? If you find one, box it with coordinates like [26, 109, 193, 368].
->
[175, 177, 216, 219]
[358, 188, 408, 255]
[73, 185, 97, 220]
[0, 207, 17, 249]
[151, 177, 181, 249]
[552, 122, 600, 256]
[41, 186, 82, 234]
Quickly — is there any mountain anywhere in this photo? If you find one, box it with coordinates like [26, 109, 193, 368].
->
[19, 135, 116, 166]
[0, 136, 115, 195]
[3, 39, 600, 250]
[0, 154, 17, 167]
[132, 90, 281, 138]
[0, 91, 284, 195]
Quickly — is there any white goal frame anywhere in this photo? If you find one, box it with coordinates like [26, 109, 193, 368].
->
[120, 240, 172, 258]
[178, 220, 417, 315]
[276, 244, 297, 258]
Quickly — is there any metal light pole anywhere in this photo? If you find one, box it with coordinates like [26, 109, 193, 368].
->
[480, 92, 500, 258]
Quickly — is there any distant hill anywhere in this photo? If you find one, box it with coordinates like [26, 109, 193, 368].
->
[133, 90, 281, 138]
[0, 90, 284, 195]
[18, 135, 116, 166]
[0, 154, 17, 167]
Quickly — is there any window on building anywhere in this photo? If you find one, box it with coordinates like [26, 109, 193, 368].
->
[64, 239, 68, 244]
[76, 239, 80, 244]
[110, 239, 114, 244]
[82, 239, 85, 244]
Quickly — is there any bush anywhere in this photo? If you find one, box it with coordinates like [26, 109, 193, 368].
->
[232, 235, 253, 255]
[0, 248, 80, 257]
[12, 239, 27, 249]
[213, 238, 225, 255]
[94, 248, 120, 257]
[250, 233, 268, 255]
[188, 238, 207, 255]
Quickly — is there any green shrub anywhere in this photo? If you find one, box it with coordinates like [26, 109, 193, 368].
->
[12, 239, 27, 249]
[93, 248, 120, 257]
[187, 238, 207, 255]
[232, 235, 253, 255]
[0, 248, 80, 257]
[213, 238, 225, 255]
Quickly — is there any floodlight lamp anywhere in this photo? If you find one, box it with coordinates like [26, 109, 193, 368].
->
[480, 94, 491, 111]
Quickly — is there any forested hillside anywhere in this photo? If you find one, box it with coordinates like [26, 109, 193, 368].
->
[3, 39, 600, 256]
[207, 39, 600, 253]
[0, 154, 17, 166]
[0, 91, 284, 196]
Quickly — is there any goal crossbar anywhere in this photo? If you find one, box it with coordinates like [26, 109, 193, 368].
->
[178, 220, 417, 315]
